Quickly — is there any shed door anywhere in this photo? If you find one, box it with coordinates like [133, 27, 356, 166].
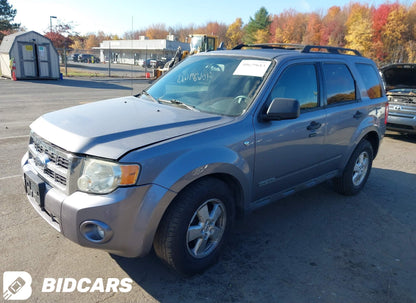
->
[19, 42, 37, 77]
[37, 44, 51, 78]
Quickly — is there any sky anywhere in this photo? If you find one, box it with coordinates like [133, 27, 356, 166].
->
[8, 0, 412, 37]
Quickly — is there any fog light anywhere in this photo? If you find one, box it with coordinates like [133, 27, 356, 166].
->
[80, 220, 113, 243]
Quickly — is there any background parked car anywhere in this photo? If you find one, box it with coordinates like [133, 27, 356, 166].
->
[78, 54, 100, 63]
[72, 53, 80, 62]
[381, 63, 416, 136]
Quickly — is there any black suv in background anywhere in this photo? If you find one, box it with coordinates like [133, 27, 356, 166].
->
[78, 54, 100, 63]
[381, 64, 416, 136]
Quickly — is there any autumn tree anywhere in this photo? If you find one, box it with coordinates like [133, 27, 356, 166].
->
[85, 34, 99, 50]
[204, 22, 228, 44]
[146, 23, 169, 39]
[45, 21, 76, 63]
[226, 18, 243, 48]
[0, 0, 19, 41]
[277, 10, 307, 44]
[302, 13, 322, 45]
[371, 3, 399, 62]
[383, 5, 408, 62]
[244, 7, 271, 44]
[345, 3, 373, 57]
[320, 6, 347, 46]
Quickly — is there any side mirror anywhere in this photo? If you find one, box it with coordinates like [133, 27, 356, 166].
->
[264, 98, 300, 121]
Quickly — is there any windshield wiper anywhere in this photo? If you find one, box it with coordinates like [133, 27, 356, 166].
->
[137, 90, 160, 103]
[159, 98, 199, 112]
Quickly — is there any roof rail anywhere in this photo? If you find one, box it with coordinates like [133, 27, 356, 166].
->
[301, 45, 362, 56]
[233, 43, 304, 50]
[232, 43, 362, 56]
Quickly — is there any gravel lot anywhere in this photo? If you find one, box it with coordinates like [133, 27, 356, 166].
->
[0, 77, 415, 303]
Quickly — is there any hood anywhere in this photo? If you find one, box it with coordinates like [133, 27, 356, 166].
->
[31, 96, 231, 159]
[381, 64, 416, 91]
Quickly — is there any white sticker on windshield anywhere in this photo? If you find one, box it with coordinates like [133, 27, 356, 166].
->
[233, 60, 271, 77]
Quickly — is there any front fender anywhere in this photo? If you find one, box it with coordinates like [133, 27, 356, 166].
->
[152, 146, 251, 205]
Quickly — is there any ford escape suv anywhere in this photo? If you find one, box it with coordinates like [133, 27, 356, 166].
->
[22, 44, 388, 275]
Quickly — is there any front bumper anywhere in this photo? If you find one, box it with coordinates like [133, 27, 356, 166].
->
[387, 113, 416, 134]
[387, 102, 416, 134]
[22, 153, 176, 257]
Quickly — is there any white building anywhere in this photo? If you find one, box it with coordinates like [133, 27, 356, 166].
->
[96, 37, 190, 65]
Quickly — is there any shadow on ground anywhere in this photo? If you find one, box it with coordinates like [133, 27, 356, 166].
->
[385, 131, 416, 143]
[111, 167, 416, 303]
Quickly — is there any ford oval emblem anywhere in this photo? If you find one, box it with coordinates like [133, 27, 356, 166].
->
[35, 154, 50, 168]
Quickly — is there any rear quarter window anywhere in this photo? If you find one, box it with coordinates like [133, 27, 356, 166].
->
[323, 63, 356, 105]
[355, 63, 383, 99]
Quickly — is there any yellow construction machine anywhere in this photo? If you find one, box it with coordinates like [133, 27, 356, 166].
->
[155, 34, 221, 78]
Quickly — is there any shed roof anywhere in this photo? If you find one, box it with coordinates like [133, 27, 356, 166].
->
[0, 31, 50, 53]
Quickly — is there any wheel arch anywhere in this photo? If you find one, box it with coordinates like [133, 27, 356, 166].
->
[362, 130, 380, 159]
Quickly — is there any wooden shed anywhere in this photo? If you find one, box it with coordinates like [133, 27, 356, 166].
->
[0, 31, 60, 80]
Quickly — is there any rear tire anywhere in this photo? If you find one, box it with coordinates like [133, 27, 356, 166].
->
[153, 177, 234, 275]
[333, 140, 373, 196]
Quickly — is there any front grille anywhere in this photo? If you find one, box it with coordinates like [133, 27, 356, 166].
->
[28, 133, 72, 192]
[389, 95, 416, 105]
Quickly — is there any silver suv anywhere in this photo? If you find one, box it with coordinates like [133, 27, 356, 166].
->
[22, 44, 388, 275]
[381, 63, 416, 136]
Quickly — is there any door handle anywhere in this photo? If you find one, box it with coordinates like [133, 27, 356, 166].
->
[307, 121, 322, 131]
[353, 111, 363, 119]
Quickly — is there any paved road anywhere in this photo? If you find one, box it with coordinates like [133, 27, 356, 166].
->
[1, 77, 416, 302]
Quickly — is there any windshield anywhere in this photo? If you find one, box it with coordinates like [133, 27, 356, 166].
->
[190, 37, 203, 53]
[146, 55, 272, 116]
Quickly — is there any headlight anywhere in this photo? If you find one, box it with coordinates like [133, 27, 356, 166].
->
[77, 158, 140, 194]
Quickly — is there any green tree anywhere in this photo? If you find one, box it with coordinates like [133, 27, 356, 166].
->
[243, 7, 271, 44]
[0, 0, 19, 41]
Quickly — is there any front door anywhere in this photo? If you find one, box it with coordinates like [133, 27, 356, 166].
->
[253, 62, 327, 203]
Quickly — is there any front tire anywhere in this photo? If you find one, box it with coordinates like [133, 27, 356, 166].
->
[153, 178, 234, 275]
[333, 140, 373, 196]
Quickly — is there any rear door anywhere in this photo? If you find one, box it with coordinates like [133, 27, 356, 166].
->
[322, 62, 367, 171]
[253, 61, 327, 202]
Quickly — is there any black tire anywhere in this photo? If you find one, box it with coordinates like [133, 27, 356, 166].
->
[153, 177, 234, 275]
[333, 139, 374, 196]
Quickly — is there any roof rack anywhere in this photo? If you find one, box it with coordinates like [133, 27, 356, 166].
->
[232, 43, 362, 56]
[233, 43, 304, 50]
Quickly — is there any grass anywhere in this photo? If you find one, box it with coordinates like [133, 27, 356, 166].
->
[59, 67, 107, 77]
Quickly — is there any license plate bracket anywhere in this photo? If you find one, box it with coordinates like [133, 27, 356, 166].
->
[24, 171, 46, 208]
